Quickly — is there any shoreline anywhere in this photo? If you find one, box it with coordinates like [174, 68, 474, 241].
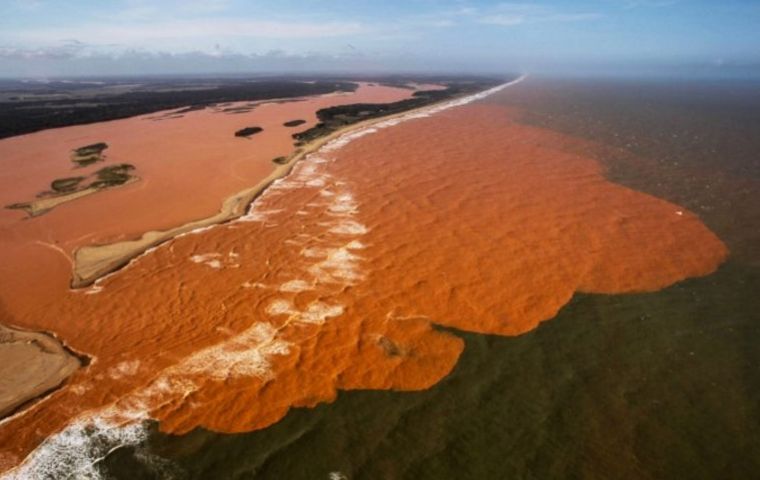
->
[71, 78, 523, 288]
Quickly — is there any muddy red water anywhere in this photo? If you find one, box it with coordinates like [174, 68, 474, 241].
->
[0, 84, 726, 475]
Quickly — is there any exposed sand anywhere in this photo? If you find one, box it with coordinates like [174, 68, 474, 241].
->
[0, 324, 81, 419]
[0, 79, 728, 476]
[10, 175, 140, 218]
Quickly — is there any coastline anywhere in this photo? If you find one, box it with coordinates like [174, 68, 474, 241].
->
[71, 78, 523, 288]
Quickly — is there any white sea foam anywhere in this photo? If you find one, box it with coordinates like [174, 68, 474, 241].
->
[306, 177, 326, 187]
[237, 208, 283, 223]
[3, 416, 149, 480]
[307, 246, 364, 284]
[279, 279, 313, 292]
[329, 221, 368, 235]
[266, 299, 344, 325]
[169, 322, 290, 381]
[189, 252, 238, 269]
[83, 285, 103, 295]
[190, 253, 223, 269]
[267, 299, 295, 316]
[109, 360, 140, 380]
[346, 240, 366, 250]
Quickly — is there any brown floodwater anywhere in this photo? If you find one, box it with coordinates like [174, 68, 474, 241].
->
[0, 82, 727, 476]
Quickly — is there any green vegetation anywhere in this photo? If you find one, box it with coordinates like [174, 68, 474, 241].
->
[272, 156, 288, 165]
[71, 142, 108, 167]
[0, 79, 360, 140]
[50, 176, 85, 193]
[74, 142, 108, 157]
[235, 127, 263, 138]
[5, 162, 137, 216]
[91, 163, 135, 188]
[291, 83, 493, 145]
[283, 119, 306, 127]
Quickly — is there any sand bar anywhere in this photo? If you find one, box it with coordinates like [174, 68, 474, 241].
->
[0, 324, 81, 419]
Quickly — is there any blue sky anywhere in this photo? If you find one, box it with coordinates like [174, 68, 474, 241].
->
[1, 0, 759, 77]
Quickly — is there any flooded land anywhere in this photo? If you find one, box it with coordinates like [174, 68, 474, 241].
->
[0, 75, 757, 479]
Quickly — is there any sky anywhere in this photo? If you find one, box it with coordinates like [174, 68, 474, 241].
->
[1, 0, 759, 78]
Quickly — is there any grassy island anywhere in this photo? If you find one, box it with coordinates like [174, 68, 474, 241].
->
[283, 119, 307, 127]
[235, 126, 263, 138]
[71, 142, 108, 167]
[6, 162, 138, 217]
[51, 176, 86, 193]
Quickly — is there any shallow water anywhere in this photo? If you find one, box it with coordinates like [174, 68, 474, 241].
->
[2, 77, 753, 478]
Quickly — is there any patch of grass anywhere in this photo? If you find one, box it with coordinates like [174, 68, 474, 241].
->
[91, 163, 135, 188]
[51, 176, 85, 193]
[234, 127, 263, 138]
[72, 154, 102, 167]
[71, 142, 108, 167]
[272, 156, 288, 165]
[73, 142, 108, 156]
[283, 119, 306, 127]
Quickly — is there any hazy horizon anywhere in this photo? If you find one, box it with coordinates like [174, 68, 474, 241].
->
[1, 0, 759, 79]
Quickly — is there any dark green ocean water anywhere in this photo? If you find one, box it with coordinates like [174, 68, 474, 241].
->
[103, 77, 760, 480]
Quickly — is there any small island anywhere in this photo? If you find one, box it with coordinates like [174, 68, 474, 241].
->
[234, 126, 263, 138]
[6, 163, 138, 217]
[283, 119, 306, 127]
[71, 142, 108, 167]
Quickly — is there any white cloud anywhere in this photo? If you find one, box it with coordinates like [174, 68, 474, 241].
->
[117, 0, 232, 19]
[4, 18, 365, 46]
[479, 3, 603, 26]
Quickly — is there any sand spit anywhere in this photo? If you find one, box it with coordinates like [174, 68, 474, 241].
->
[0, 75, 729, 477]
[70, 80, 516, 288]
[0, 324, 81, 419]
[9, 176, 140, 218]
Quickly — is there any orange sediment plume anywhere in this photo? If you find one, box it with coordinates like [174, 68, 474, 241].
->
[0, 82, 726, 476]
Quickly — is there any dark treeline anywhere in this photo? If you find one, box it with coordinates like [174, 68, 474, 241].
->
[0, 80, 357, 139]
[292, 78, 504, 145]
